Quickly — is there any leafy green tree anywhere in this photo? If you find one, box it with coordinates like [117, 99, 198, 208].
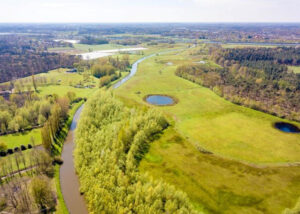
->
[30, 176, 56, 212]
[39, 102, 52, 119]
[66, 91, 76, 103]
[0, 111, 12, 133]
[41, 121, 52, 153]
[74, 91, 197, 213]
[0, 141, 7, 152]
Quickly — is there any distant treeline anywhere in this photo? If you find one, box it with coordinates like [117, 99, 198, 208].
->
[0, 36, 80, 83]
[176, 47, 300, 121]
[75, 91, 198, 213]
[214, 47, 300, 67]
[1, 23, 300, 44]
[80, 36, 109, 45]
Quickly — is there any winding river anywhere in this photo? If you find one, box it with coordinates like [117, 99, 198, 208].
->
[60, 53, 158, 213]
[60, 105, 87, 214]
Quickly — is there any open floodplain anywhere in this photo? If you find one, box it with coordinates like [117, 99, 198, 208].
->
[115, 45, 300, 213]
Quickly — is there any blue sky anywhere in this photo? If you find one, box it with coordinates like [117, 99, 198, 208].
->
[0, 0, 299, 23]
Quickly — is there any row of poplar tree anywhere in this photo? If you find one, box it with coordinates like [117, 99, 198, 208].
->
[74, 91, 199, 213]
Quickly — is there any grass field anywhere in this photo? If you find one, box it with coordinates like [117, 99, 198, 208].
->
[73, 43, 127, 52]
[49, 43, 128, 54]
[289, 66, 300, 74]
[34, 69, 98, 97]
[0, 128, 41, 149]
[140, 127, 300, 214]
[221, 44, 278, 48]
[38, 85, 97, 98]
[116, 49, 300, 164]
[115, 46, 300, 213]
[0, 68, 99, 98]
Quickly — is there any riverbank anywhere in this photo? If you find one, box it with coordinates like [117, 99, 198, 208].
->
[59, 105, 88, 214]
[57, 52, 161, 213]
[55, 101, 84, 214]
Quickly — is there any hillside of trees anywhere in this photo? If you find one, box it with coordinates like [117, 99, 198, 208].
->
[176, 47, 300, 121]
[74, 91, 198, 213]
[0, 36, 79, 83]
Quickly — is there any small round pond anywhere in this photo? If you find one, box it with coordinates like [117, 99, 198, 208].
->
[274, 122, 300, 133]
[145, 95, 175, 106]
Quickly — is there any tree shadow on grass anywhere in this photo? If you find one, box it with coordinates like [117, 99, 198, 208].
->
[51, 128, 68, 156]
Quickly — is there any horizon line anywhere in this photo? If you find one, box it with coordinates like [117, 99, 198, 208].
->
[0, 21, 300, 24]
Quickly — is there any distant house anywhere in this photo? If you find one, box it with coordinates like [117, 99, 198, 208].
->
[67, 68, 77, 73]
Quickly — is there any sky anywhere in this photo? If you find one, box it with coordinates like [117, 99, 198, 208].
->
[0, 0, 299, 23]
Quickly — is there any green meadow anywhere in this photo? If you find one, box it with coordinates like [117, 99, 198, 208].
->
[116, 49, 300, 164]
[0, 128, 41, 149]
[49, 43, 127, 53]
[115, 46, 300, 213]
[289, 66, 300, 74]
[73, 43, 126, 52]
[140, 127, 300, 214]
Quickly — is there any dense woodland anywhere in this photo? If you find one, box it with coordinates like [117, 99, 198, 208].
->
[0, 94, 53, 135]
[176, 47, 300, 121]
[0, 90, 76, 136]
[0, 36, 79, 83]
[88, 55, 130, 87]
[75, 91, 198, 213]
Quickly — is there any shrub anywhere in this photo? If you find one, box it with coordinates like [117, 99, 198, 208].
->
[0, 142, 7, 152]
[0, 151, 7, 157]
[36, 151, 55, 178]
[71, 97, 82, 104]
[53, 156, 63, 165]
[30, 176, 56, 212]
[20, 145, 27, 151]
[14, 147, 20, 152]
[28, 144, 33, 149]
[7, 149, 13, 154]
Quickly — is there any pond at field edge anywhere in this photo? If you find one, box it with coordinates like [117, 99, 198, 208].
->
[274, 122, 300, 133]
[146, 95, 175, 106]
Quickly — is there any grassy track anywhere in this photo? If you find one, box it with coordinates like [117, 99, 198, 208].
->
[115, 46, 300, 213]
